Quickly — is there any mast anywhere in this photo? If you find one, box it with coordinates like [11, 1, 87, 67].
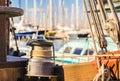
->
[71, 3, 75, 28]
[45, 5, 49, 30]
[76, 0, 79, 30]
[58, 0, 64, 26]
[54, 9, 57, 28]
[61, 0, 64, 26]
[97, 0, 108, 24]
[64, 8, 69, 26]
[39, 0, 43, 28]
[58, 0, 61, 25]
[49, 0, 54, 30]
[33, 0, 37, 26]
[82, 0, 98, 54]
[25, 0, 28, 24]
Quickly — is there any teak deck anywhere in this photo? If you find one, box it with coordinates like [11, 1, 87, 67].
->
[0, 56, 27, 81]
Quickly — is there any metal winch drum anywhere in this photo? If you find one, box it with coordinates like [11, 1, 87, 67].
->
[27, 39, 55, 76]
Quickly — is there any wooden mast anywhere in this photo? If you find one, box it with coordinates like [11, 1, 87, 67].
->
[0, 0, 7, 62]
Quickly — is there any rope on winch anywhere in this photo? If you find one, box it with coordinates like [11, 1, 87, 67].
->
[93, 64, 111, 81]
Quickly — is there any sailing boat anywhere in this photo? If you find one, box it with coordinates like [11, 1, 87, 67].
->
[53, 0, 120, 81]
[71, 0, 120, 80]
[55, 36, 118, 64]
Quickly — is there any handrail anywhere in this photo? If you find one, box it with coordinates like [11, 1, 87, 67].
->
[55, 54, 120, 58]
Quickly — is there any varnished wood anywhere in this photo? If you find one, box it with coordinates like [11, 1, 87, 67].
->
[0, 0, 24, 62]
[0, 14, 8, 62]
[0, 1, 26, 81]
[54, 63, 97, 81]
[0, 56, 27, 81]
[0, 6, 23, 17]
[0, 0, 9, 62]
[0, 0, 7, 62]
[0, 67, 25, 81]
[0, 0, 5, 6]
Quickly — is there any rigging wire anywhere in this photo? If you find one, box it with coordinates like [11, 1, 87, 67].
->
[91, 0, 107, 52]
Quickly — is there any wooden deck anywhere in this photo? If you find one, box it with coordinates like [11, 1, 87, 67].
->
[0, 55, 28, 81]
[54, 62, 97, 81]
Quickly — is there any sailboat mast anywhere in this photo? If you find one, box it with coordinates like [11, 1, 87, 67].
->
[64, 8, 69, 26]
[49, 0, 54, 30]
[39, 0, 43, 28]
[61, 0, 64, 26]
[33, 0, 36, 26]
[58, 0, 61, 25]
[76, 0, 79, 30]
[25, 0, 28, 24]
[71, 3, 75, 28]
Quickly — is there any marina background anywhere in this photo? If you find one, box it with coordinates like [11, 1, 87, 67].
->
[11, 0, 88, 31]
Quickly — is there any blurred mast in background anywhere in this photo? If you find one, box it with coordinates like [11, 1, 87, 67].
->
[71, 3, 75, 28]
[39, 0, 43, 29]
[76, 0, 79, 30]
[33, 0, 37, 26]
[49, 0, 54, 30]
[25, 0, 28, 24]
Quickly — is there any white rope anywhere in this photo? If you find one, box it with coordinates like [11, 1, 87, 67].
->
[93, 64, 111, 81]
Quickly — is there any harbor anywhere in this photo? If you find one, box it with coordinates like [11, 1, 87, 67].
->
[0, 0, 120, 81]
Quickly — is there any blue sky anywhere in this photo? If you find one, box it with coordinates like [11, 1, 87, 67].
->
[11, 0, 83, 11]
[11, 0, 85, 26]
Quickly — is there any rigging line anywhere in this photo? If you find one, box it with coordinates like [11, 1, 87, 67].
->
[97, 0, 108, 24]
[92, 0, 104, 36]
[87, 0, 99, 38]
[82, 0, 98, 55]
[92, 0, 107, 52]
[107, 0, 120, 46]
[89, 0, 107, 52]
[83, 0, 101, 70]
[87, 0, 103, 50]
[90, 0, 102, 36]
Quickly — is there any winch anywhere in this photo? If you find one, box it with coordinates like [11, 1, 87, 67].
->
[27, 39, 55, 76]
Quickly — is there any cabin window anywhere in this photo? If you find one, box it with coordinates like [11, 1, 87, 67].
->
[73, 48, 83, 55]
[63, 47, 72, 53]
[84, 49, 94, 55]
